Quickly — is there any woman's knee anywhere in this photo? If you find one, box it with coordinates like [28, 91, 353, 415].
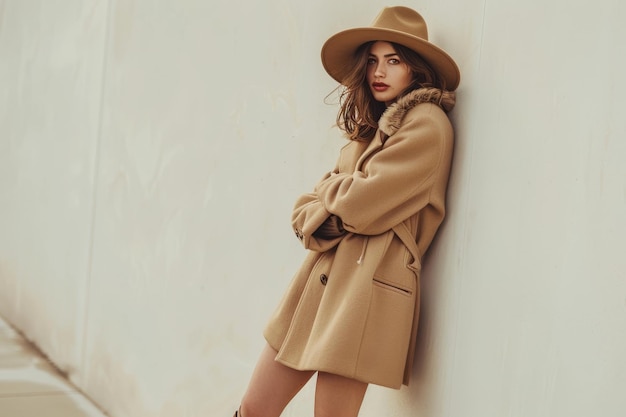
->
[239, 395, 271, 417]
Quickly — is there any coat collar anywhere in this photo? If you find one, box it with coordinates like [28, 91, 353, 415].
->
[378, 87, 446, 137]
[355, 87, 447, 170]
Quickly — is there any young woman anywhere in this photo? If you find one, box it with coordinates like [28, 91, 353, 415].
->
[234, 6, 460, 417]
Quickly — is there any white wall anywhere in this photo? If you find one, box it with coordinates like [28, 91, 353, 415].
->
[1, 1, 625, 417]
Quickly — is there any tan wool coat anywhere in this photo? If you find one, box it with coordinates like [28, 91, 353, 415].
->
[264, 89, 454, 389]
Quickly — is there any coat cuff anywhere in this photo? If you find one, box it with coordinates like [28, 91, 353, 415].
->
[292, 193, 343, 252]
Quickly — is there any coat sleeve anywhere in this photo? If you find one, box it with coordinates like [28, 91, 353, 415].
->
[314, 105, 453, 235]
[291, 192, 345, 252]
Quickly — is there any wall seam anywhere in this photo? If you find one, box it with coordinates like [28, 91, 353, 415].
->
[78, 0, 114, 384]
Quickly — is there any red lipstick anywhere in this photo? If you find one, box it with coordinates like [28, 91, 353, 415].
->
[372, 82, 389, 92]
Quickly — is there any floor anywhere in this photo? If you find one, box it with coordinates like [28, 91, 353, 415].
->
[0, 316, 108, 417]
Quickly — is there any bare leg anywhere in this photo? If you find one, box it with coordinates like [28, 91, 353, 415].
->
[314, 372, 368, 417]
[240, 343, 315, 417]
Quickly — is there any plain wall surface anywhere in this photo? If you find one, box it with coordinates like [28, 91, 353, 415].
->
[1, 1, 625, 416]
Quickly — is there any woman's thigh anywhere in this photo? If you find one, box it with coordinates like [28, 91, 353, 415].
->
[240, 343, 315, 417]
[314, 372, 368, 417]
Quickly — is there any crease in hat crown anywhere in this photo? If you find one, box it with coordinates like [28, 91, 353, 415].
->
[321, 6, 460, 91]
[371, 6, 428, 39]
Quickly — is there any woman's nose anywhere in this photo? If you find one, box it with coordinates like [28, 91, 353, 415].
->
[374, 63, 385, 77]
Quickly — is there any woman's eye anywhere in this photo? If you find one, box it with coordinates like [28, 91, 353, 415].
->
[389, 58, 400, 64]
[367, 58, 377, 65]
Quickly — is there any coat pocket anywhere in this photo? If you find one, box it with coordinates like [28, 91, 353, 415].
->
[354, 274, 416, 388]
[372, 277, 413, 296]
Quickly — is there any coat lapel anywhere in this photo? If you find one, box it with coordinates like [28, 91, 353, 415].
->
[355, 131, 385, 172]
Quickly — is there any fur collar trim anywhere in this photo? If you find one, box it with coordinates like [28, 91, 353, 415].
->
[378, 88, 449, 137]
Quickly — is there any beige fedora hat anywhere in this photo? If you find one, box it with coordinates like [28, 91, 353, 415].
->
[321, 6, 460, 90]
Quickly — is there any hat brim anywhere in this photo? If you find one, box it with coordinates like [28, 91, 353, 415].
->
[321, 27, 460, 91]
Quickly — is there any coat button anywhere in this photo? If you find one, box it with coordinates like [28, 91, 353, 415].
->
[320, 274, 328, 285]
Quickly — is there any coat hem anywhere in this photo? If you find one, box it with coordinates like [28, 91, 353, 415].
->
[275, 356, 404, 390]
[264, 331, 405, 390]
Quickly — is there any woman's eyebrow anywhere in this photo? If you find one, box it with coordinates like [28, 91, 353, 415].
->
[368, 53, 400, 58]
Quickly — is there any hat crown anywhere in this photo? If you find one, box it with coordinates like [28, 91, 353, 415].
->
[371, 6, 428, 41]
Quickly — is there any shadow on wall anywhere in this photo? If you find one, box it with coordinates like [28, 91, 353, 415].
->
[0, 317, 106, 416]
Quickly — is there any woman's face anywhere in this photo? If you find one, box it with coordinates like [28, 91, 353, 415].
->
[366, 41, 414, 106]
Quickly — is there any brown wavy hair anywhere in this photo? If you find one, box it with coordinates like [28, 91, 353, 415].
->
[334, 41, 456, 141]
